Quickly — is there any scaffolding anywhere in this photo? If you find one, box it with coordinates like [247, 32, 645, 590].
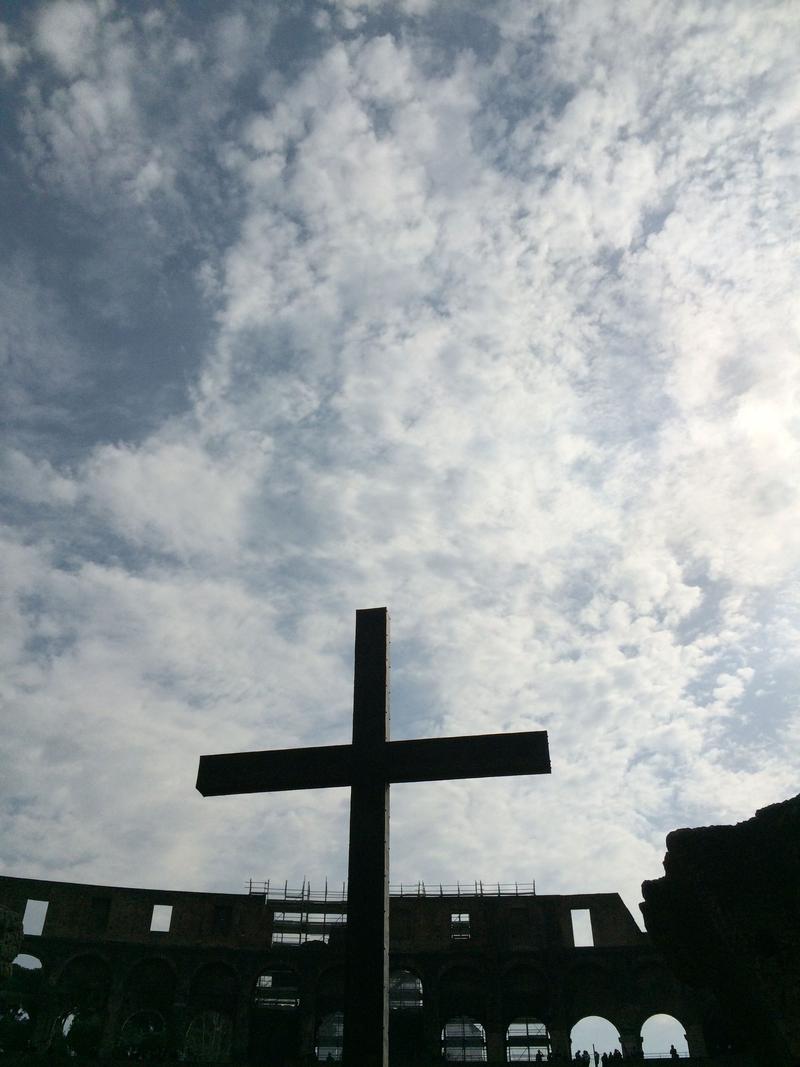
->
[246, 878, 536, 901]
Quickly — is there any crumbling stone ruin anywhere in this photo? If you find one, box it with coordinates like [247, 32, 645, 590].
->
[642, 793, 800, 1067]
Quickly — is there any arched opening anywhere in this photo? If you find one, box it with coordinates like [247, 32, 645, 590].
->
[7, 955, 43, 1012]
[389, 971, 424, 1065]
[183, 1011, 232, 1062]
[250, 969, 301, 1064]
[51, 955, 110, 1057]
[440, 965, 485, 1021]
[53, 1010, 104, 1058]
[118, 1010, 167, 1060]
[641, 1014, 689, 1058]
[389, 970, 423, 1011]
[0, 956, 42, 1052]
[189, 963, 238, 1014]
[500, 963, 549, 1020]
[442, 1016, 487, 1062]
[569, 1017, 621, 1061]
[506, 1017, 551, 1061]
[316, 1011, 343, 1062]
[124, 959, 176, 1007]
[12, 954, 42, 972]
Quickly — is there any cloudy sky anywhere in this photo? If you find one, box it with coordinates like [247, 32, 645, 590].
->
[1, 0, 799, 925]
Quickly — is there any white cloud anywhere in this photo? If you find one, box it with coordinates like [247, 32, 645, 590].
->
[1, 0, 799, 920]
[0, 22, 26, 76]
[35, 0, 101, 77]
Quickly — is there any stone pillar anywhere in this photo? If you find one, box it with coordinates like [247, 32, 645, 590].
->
[549, 1026, 571, 1061]
[0, 906, 22, 985]
[618, 1027, 642, 1059]
[172, 970, 193, 1057]
[684, 1021, 707, 1058]
[485, 1027, 505, 1063]
[298, 976, 317, 1061]
[484, 973, 504, 1064]
[231, 979, 250, 1062]
[99, 970, 126, 1056]
[420, 969, 441, 1064]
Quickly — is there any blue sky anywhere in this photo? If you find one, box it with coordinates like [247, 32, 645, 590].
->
[1, 0, 799, 924]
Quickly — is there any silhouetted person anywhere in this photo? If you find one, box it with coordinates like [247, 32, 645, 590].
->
[670, 1045, 679, 1060]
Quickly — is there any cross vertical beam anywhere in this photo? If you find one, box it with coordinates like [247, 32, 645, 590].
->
[343, 607, 390, 1067]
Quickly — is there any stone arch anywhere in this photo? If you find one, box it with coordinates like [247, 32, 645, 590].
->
[123, 957, 177, 1008]
[569, 1016, 621, 1060]
[499, 962, 551, 1024]
[249, 966, 301, 1064]
[439, 963, 486, 1020]
[188, 961, 238, 1014]
[631, 961, 678, 1007]
[115, 959, 177, 1056]
[564, 962, 620, 1022]
[8, 954, 43, 1008]
[11, 953, 42, 972]
[506, 1017, 551, 1061]
[54, 952, 112, 997]
[640, 1014, 688, 1058]
[53, 953, 112, 1028]
[441, 1016, 487, 1061]
[1, 954, 42, 1050]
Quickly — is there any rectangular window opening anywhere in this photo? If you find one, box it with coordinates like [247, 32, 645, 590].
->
[212, 903, 233, 934]
[571, 908, 593, 947]
[23, 899, 49, 936]
[150, 904, 173, 933]
[450, 911, 470, 940]
[89, 896, 111, 933]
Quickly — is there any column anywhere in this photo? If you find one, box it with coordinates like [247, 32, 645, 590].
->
[98, 970, 125, 1057]
[548, 1027, 571, 1061]
[618, 1026, 643, 1059]
[684, 1021, 707, 1059]
[420, 968, 442, 1064]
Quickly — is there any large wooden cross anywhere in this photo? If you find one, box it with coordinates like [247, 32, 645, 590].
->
[196, 608, 550, 1067]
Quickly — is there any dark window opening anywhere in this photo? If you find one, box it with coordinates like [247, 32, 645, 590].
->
[212, 904, 233, 935]
[253, 970, 300, 1010]
[89, 897, 111, 934]
[450, 912, 471, 940]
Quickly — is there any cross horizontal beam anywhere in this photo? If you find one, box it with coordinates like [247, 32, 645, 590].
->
[196, 730, 550, 797]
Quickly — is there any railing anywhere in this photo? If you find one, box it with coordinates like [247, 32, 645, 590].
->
[246, 879, 537, 900]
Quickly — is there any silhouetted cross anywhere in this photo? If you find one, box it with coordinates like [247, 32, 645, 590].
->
[196, 607, 551, 1067]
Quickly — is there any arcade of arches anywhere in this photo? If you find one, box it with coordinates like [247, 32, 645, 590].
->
[0, 875, 712, 1064]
